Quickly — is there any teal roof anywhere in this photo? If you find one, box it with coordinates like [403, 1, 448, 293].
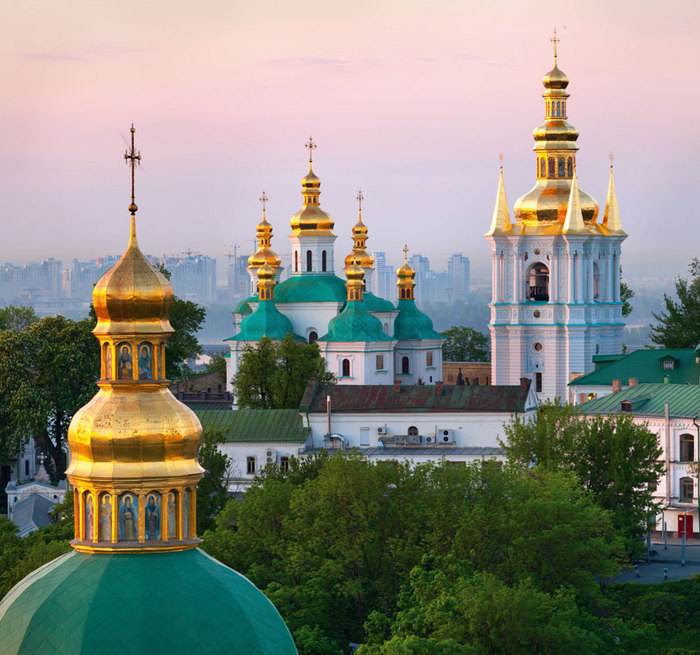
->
[274, 274, 347, 303]
[393, 299, 443, 340]
[195, 408, 309, 443]
[318, 300, 393, 343]
[363, 292, 395, 313]
[234, 300, 300, 342]
[577, 383, 700, 418]
[0, 549, 297, 655]
[569, 348, 700, 387]
[234, 295, 256, 315]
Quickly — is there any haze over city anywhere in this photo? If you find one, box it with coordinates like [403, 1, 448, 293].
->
[2, 0, 698, 281]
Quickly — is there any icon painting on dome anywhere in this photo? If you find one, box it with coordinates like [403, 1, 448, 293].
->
[100, 493, 112, 541]
[119, 493, 138, 540]
[167, 491, 178, 539]
[146, 493, 161, 540]
[118, 343, 133, 380]
[138, 342, 152, 380]
[104, 344, 113, 380]
[85, 493, 94, 541]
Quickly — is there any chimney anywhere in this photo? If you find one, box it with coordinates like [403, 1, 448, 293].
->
[520, 377, 529, 391]
[629, 378, 638, 387]
[393, 380, 401, 393]
[612, 379, 621, 393]
[435, 381, 443, 395]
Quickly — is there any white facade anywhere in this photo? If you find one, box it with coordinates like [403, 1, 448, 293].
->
[220, 441, 306, 492]
[322, 341, 397, 385]
[394, 339, 444, 385]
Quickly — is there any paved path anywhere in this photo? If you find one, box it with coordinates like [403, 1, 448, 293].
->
[610, 539, 700, 583]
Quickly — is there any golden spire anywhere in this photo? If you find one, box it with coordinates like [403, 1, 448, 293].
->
[486, 157, 511, 236]
[290, 137, 335, 236]
[67, 127, 203, 554]
[563, 167, 587, 234]
[249, 190, 282, 270]
[344, 189, 374, 273]
[603, 157, 626, 235]
[345, 258, 365, 302]
[396, 244, 416, 301]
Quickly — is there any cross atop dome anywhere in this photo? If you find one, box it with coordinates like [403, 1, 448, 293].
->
[551, 27, 560, 61]
[259, 190, 269, 215]
[124, 123, 141, 215]
[305, 136, 317, 163]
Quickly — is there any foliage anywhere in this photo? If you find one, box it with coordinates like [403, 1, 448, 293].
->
[441, 326, 490, 362]
[203, 352, 227, 378]
[233, 334, 335, 409]
[620, 271, 635, 318]
[167, 296, 207, 379]
[0, 305, 38, 331]
[501, 402, 664, 556]
[196, 426, 231, 534]
[201, 455, 626, 650]
[0, 316, 100, 477]
[650, 258, 700, 348]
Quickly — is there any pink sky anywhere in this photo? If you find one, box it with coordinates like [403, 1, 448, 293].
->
[1, 0, 698, 281]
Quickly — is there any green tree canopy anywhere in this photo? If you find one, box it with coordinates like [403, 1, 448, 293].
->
[0, 315, 100, 477]
[441, 326, 489, 362]
[649, 258, 700, 348]
[233, 334, 335, 409]
[0, 306, 38, 331]
[196, 426, 231, 534]
[501, 402, 664, 556]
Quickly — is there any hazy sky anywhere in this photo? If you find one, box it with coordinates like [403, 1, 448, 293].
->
[2, 0, 698, 282]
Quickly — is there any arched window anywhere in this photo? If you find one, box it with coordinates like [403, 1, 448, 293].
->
[680, 434, 695, 462]
[593, 262, 601, 301]
[401, 356, 410, 375]
[556, 101, 561, 116]
[342, 358, 350, 377]
[322, 250, 327, 272]
[527, 263, 550, 302]
[306, 250, 312, 272]
[308, 331, 318, 344]
[294, 251, 298, 272]
[540, 158, 545, 177]
[548, 157, 554, 177]
[558, 158, 565, 177]
[680, 477, 694, 503]
[103, 343, 112, 380]
[567, 158, 573, 177]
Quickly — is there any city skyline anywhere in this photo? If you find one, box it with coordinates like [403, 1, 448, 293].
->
[2, 1, 698, 282]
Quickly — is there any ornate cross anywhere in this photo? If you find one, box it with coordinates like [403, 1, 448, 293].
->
[305, 137, 316, 163]
[356, 189, 363, 213]
[259, 190, 268, 214]
[124, 123, 141, 213]
[551, 28, 560, 60]
[403, 243, 409, 261]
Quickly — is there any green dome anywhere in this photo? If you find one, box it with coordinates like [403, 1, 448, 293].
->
[274, 274, 347, 304]
[393, 299, 443, 340]
[0, 549, 297, 655]
[234, 295, 256, 315]
[234, 300, 300, 342]
[319, 300, 393, 343]
[363, 292, 395, 313]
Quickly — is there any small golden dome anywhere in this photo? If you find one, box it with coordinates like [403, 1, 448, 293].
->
[290, 163, 335, 235]
[345, 259, 365, 301]
[397, 260, 415, 285]
[543, 63, 569, 89]
[93, 217, 174, 337]
[514, 180, 599, 224]
[248, 200, 282, 270]
[257, 263, 276, 283]
[344, 209, 374, 271]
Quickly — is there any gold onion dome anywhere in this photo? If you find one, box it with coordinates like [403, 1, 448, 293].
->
[345, 259, 365, 301]
[289, 138, 335, 236]
[513, 41, 599, 226]
[344, 190, 374, 272]
[248, 192, 282, 270]
[396, 246, 416, 300]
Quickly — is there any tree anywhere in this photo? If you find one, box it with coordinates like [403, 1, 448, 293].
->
[196, 426, 231, 534]
[0, 306, 38, 331]
[650, 258, 700, 348]
[0, 316, 100, 477]
[441, 326, 489, 362]
[501, 403, 664, 556]
[620, 271, 634, 318]
[233, 334, 335, 409]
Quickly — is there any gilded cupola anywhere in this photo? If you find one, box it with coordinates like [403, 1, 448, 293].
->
[344, 190, 374, 273]
[345, 258, 365, 302]
[66, 126, 204, 554]
[289, 137, 336, 236]
[513, 31, 599, 226]
[248, 191, 282, 270]
[396, 245, 416, 301]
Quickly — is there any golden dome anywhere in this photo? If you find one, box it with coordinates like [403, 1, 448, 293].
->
[93, 217, 174, 337]
[248, 211, 282, 270]
[345, 260, 365, 302]
[344, 199, 374, 272]
[514, 180, 599, 224]
[289, 160, 335, 236]
[396, 247, 416, 300]
[542, 62, 569, 89]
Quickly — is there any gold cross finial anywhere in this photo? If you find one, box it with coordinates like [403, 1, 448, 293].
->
[259, 190, 268, 216]
[551, 28, 560, 61]
[403, 243, 409, 262]
[305, 137, 317, 163]
[124, 123, 141, 214]
[609, 152, 614, 169]
[357, 189, 364, 214]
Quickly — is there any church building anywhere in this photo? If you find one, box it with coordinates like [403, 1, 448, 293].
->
[226, 140, 444, 392]
[486, 36, 627, 401]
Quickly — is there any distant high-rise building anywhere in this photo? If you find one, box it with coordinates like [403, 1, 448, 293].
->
[71, 257, 119, 302]
[447, 253, 470, 301]
[372, 251, 395, 301]
[162, 254, 217, 303]
[227, 254, 249, 300]
[0, 258, 64, 304]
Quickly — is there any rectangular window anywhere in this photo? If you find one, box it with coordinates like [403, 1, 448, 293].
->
[680, 478, 694, 503]
[426, 352, 433, 367]
[376, 354, 384, 371]
[663, 360, 674, 370]
[535, 372, 543, 393]
[481, 460, 503, 472]
[360, 427, 369, 446]
[24, 460, 29, 476]
[279, 456, 289, 472]
[246, 456, 256, 475]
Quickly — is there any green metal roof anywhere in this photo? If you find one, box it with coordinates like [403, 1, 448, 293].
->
[274, 274, 347, 303]
[569, 348, 700, 387]
[196, 408, 309, 443]
[234, 295, 256, 315]
[363, 292, 395, 313]
[0, 549, 297, 655]
[318, 300, 393, 343]
[234, 301, 301, 342]
[576, 383, 700, 418]
[393, 299, 443, 340]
